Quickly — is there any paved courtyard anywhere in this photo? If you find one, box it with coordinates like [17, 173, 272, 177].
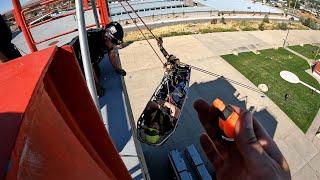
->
[119, 30, 320, 179]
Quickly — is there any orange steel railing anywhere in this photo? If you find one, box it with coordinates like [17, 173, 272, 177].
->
[12, 0, 110, 52]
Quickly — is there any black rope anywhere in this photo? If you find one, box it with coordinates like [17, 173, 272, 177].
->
[119, 1, 165, 65]
[179, 62, 263, 94]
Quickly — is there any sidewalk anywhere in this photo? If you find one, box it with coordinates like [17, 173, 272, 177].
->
[284, 46, 314, 65]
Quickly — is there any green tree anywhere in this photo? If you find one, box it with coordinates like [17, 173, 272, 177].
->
[263, 15, 270, 23]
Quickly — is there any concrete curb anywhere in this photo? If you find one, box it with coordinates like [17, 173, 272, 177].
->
[116, 49, 151, 180]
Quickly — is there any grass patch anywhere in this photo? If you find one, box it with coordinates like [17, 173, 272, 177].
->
[124, 21, 308, 44]
[288, 44, 320, 60]
[222, 48, 320, 132]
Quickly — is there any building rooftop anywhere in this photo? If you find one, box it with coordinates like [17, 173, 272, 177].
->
[192, 0, 283, 13]
[108, 0, 283, 21]
[109, 0, 185, 13]
[111, 6, 216, 21]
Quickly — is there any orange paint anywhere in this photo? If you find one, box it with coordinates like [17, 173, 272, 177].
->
[0, 46, 131, 179]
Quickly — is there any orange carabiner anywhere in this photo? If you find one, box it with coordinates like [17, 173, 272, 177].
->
[212, 98, 239, 141]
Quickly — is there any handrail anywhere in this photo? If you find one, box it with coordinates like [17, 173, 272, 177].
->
[26, 7, 94, 29]
[36, 24, 96, 45]
[11, 0, 109, 53]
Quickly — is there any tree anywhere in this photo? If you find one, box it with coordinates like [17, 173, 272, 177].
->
[300, 17, 319, 30]
[290, 1, 300, 9]
[263, 15, 270, 23]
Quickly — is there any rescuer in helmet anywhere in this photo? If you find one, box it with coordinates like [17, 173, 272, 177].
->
[102, 22, 126, 76]
[71, 21, 126, 96]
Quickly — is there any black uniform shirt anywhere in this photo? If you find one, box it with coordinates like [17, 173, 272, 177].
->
[0, 14, 12, 52]
[0, 14, 21, 60]
[87, 29, 113, 64]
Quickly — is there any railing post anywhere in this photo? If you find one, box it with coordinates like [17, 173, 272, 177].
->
[90, 0, 100, 28]
[83, 0, 89, 10]
[97, 0, 109, 26]
[12, 0, 37, 52]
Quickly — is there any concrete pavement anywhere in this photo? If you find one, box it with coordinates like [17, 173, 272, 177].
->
[119, 30, 320, 179]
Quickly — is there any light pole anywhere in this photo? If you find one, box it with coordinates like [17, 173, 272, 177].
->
[283, 0, 299, 47]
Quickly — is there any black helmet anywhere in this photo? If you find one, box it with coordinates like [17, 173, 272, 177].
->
[104, 22, 124, 45]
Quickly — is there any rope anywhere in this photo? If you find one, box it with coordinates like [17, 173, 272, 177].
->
[179, 62, 263, 94]
[119, 1, 165, 65]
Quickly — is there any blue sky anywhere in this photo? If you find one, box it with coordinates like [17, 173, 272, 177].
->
[1, 0, 29, 14]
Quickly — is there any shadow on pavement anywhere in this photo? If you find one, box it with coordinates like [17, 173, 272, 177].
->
[140, 77, 278, 180]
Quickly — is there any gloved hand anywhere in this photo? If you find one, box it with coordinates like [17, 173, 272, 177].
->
[193, 99, 291, 180]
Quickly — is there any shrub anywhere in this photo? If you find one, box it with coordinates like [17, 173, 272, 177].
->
[263, 15, 270, 23]
[240, 20, 247, 26]
[242, 26, 257, 31]
[277, 22, 288, 30]
[258, 22, 265, 31]
[211, 19, 217, 24]
[300, 17, 319, 30]
[220, 16, 226, 24]
[199, 28, 212, 33]
[240, 21, 257, 31]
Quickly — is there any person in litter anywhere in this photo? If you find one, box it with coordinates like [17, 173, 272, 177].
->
[143, 100, 180, 144]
